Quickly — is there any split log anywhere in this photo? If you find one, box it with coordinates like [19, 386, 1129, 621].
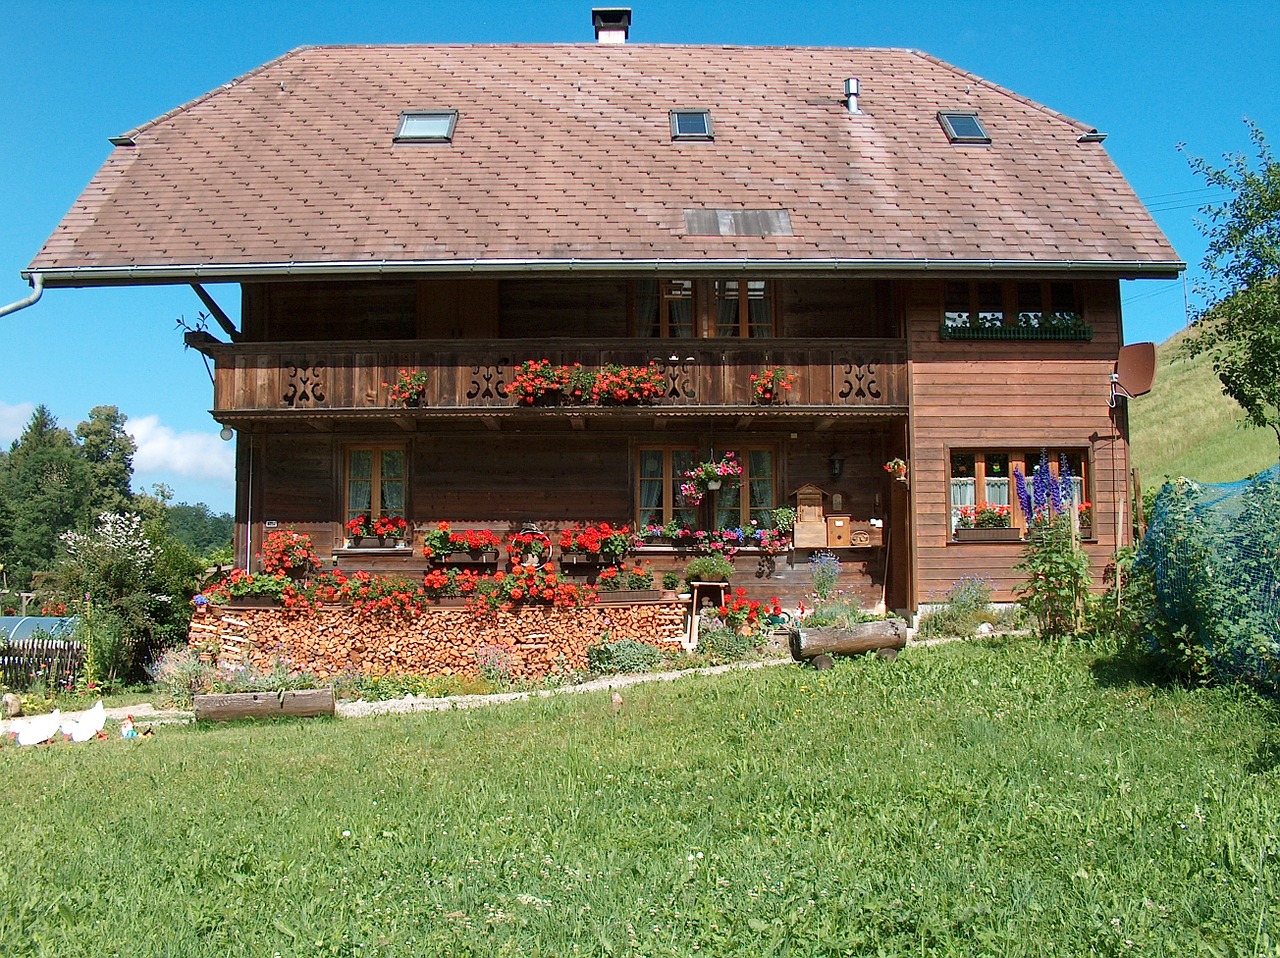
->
[788, 619, 908, 661]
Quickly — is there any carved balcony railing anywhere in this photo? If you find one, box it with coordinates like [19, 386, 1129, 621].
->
[196, 338, 908, 414]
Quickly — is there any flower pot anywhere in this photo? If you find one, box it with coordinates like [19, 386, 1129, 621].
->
[706, 478, 722, 491]
[560, 553, 604, 565]
[350, 536, 385, 549]
[439, 550, 500, 564]
[953, 527, 1022, 542]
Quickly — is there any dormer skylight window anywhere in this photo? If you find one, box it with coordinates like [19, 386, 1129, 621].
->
[938, 111, 990, 144]
[670, 110, 713, 141]
[394, 111, 458, 143]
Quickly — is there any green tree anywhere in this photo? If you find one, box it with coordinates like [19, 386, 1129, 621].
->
[0, 407, 94, 589]
[1183, 123, 1280, 453]
[75, 405, 136, 515]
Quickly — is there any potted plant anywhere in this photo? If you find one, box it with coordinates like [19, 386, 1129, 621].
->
[373, 514, 409, 545]
[345, 513, 376, 547]
[680, 452, 744, 505]
[558, 522, 633, 564]
[661, 571, 681, 599]
[384, 368, 429, 407]
[507, 529, 552, 566]
[257, 528, 321, 578]
[953, 503, 1019, 542]
[590, 363, 665, 405]
[508, 359, 569, 407]
[421, 522, 502, 562]
[884, 458, 908, 482]
[595, 563, 659, 602]
[749, 366, 796, 404]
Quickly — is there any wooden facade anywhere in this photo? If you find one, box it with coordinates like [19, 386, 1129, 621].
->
[193, 274, 1133, 613]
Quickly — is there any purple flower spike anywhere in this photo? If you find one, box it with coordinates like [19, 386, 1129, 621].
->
[1014, 467, 1033, 521]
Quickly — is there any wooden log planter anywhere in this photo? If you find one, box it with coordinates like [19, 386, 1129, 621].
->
[789, 619, 909, 662]
[193, 688, 336, 722]
[189, 601, 687, 681]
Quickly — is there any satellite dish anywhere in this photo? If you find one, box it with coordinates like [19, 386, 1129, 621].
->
[1111, 342, 1156, 405]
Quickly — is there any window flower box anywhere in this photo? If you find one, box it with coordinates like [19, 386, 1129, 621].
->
[953, 527, 1023, 542]
[438, 550, 500, 564]
[559, 552, 608, 566]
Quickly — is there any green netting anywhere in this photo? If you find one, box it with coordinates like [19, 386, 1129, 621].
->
[1136, 463, 1280, 693]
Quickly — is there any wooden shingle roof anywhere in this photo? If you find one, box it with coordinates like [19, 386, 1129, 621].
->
[28, 44, 1182, 285]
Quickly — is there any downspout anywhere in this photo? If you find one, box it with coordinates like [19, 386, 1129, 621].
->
[0, 274, 44, 318]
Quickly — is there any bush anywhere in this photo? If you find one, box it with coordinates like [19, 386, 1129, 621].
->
[475, 645, 517, 685]
[588, 639, 661, 674]
[808, 551, 841, 600]
[696, 623, 755, 664]
[916, 576, 1001, 639]
[803, 599, 883, 629]
[1015, 518, 1091, 641]
[683, 554, 734, 586]
[148, 646, 216, 708]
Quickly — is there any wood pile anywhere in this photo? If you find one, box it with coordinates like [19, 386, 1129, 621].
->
[188, 601, 687, 680]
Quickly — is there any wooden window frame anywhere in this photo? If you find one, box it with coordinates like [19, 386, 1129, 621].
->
[948, 447, 1093, 539]
[631, 279, 778, 338]
[636, 446, 698, 527]
[713, 446, 778, 529]
[942, 280, 1085, 337]
[344, 444, 408, 523]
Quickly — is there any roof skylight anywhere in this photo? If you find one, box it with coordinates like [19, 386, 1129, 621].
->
[670, 110, 713, 141]
[938, 111, 990, 144]
[394, 111, 458, 143]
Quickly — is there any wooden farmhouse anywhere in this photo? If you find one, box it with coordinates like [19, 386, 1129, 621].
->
[24, 12, 1182, 613]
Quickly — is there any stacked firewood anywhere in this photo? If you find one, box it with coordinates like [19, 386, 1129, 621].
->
[188, 602, 686, 680]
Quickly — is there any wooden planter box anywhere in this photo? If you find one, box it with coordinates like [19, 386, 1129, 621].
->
[597, 589, 662, 603]
[193, 688, 336, 722]
[559, 553, 605, 566]
[953, 527, 1023, 543]
[349, 537, 410, 549]
[216, 596, 283, 609]
[435, 550, 500, 564]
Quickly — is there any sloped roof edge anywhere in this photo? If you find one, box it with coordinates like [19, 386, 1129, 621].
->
[25, 256, 1185, 288]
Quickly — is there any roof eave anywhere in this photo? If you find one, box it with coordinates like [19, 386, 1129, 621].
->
[25, 256, 1186, 288]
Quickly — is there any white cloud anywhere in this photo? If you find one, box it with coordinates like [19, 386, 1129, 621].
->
[0, 401, 35, 445]
[128, 415, 234, 485]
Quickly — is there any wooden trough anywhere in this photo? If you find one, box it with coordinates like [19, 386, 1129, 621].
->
[193, 688, 336, 722]
[788, 619, 908, 662]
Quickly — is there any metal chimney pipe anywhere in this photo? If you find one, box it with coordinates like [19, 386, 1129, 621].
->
[592, 7, 631, 44]
[844, 78, 861, 114]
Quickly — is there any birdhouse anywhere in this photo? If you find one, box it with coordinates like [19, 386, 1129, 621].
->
[792, 484, 829, 548]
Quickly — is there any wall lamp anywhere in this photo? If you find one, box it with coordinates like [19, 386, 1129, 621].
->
[219, 426, 234, 442]
[828, 452, 845, 480]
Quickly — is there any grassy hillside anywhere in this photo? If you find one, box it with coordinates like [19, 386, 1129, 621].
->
[1128, 329, 1277, 489]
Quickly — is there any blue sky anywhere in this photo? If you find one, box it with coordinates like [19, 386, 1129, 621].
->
[1, 1, 1277, 513]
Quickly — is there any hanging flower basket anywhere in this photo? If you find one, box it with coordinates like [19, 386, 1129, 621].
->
[680, 453, 744, 506]
[884, 458, 908, 482]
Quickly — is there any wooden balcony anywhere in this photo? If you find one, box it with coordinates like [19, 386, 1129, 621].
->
[192, 337, 907, 422]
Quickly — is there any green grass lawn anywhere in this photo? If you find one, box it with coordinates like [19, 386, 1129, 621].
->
[3, 638, 1278, 956]
[1129, 330, 1278, 489]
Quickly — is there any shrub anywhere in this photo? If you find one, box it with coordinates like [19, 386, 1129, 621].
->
[1014, 519, 1091, 641]
[475, 645, 517, 686]
[148, 646, 216, 708]
[683, 554, 734, 586]
[588, 639, 661, 675]
[808, 551, 841, 600]
[916, 576, 1001, 639]
[696, 622, 755, 664]
[803, 599, 883, 629]
[661, 571, 681, 592]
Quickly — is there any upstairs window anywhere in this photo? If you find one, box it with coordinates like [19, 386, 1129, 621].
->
[938, 111, 990, 144]
[394, 111, 458, 143]
[670, 110, 713, 141]
[942, 281, 1088, 340]
[634, 280, 775, 338]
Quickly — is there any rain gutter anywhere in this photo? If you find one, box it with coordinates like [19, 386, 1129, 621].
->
[22, 257, 1186, 287]
[0, 274, 44, 317]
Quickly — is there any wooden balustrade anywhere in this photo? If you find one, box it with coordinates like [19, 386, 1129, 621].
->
[195, 338, 907, 413]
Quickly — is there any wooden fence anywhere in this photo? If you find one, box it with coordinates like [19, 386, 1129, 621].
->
[0, 637, 84, 691]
